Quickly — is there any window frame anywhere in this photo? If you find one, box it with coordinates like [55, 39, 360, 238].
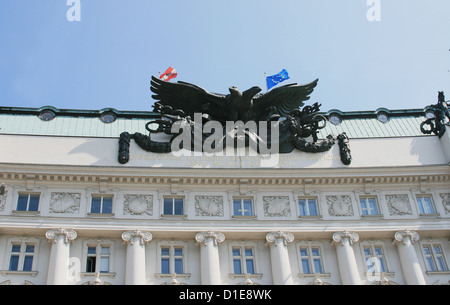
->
[14, 192, 40, 214]
[227, 242, 263, 280]
[298, 197, 321, 218]
[296, 242, 329, 278]
[359, 196, 382, 217]
[89, 195, 114, 216]
[421, 242, 449, 273]
[232, 197, 255, 218]
[415, 195, 438, 216]
[80, 240, 115, 278]
[1, 238, 40, 276]
[155, 241, 190, 279]
[162, 197, 185, 216]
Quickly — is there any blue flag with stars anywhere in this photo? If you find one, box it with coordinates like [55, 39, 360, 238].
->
[266, 69, 290, 90]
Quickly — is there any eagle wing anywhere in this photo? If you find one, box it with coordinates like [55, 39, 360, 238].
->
[150, 76, 228, 119]
[251, 79, 319, 120]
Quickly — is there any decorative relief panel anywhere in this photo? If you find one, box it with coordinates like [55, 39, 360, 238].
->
[0, 192, 6, 211]
[385, 194, 412, 215]
[123, 194, 153, 216]
[439, 193, 450, 214]
[195, 195, 223, 216]
[50, 192, 81, 214]
[263, 196, 291, 217]
[326, 195, 353, 216]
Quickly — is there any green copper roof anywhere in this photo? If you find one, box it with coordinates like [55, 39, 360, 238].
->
[0, 106, 428, 139]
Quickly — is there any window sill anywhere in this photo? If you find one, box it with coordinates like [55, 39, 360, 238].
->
[425, 270, 450, 275]
[228, 273, 263, 280]
[11, 210, 40, 216]
[155, 273, 191, 279]
[0, 270, 38, 277]
[87, 213, 115, 218]
[361, 214, 384, 219]
[298, 272, 331, 278]
[160, 214, 187, 219]
[298, 215, 322, 220]
[80, 272, 116, 278]
[232, 215, 257, 220]
[419, 213, 440, 218]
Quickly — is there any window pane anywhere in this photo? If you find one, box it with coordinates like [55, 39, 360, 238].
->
[245, 259, 255, 274]
[368, 198, 378, 214]
[244, 248, 253, 257]
[17, 195, 28, 211]
[87, 246, 96, 254]
[232, 248, 240, 257]
[174, 198, 183, 215]
[233, 259, 242, 274]
[426, 257, 437, 271]
[11, 244, 21, 252]
[300, 248, 308, 256]
[175, 258, 183, 274]
[161, 258, 170, 274]
[243, 199, 253, 215]
[299, 200, 307, 216]
[86, 257, 96, 272]
[308, 199, 318, 216]
[102, 197, 113, 214]
[360, 198, 368, 215]
[100, 257, 109, 273]
[233, 199, 241, 215]
[23, 256, 33, 271]
[437, 257, 448, 271]
[101, 246, 110, 255]
[311, 247, 320, 256]
[174, 248, 183, 256]
[313, 258, 323, 273]
[164, 198, 173, 215]
[161, 247, 170, 256]
[91, 197, 101, 213]
[9, 255, 19, 271]
[301, 258, 311, 274]
[25, 245, 35, 253]
[28, 194, 40, 211]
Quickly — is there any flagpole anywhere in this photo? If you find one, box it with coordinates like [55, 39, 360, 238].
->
[264, 72, 268, 92]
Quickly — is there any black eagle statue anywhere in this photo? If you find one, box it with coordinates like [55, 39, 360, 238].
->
[150, 75, 319, 123]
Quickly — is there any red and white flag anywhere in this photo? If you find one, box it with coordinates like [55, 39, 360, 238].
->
[159, 67, 177, 81]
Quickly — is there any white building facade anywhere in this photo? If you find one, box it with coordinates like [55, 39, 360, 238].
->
[0, 106, 449, 285]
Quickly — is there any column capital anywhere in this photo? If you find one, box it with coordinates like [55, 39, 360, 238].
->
[332, 231, 359, 246]
[45, 228, 77, 244]
[122, 229, 153, 245]
[265, 231, 294, 246]
[195, 231, 225, 246]
[393, 230, 420, 246]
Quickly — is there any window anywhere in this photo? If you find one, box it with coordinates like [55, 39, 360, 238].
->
[298, 198, 319, 217]
[160, 245, 184, 274]
[328, 114, 341, 125]
[232, 246, 255, 275]
[16, 193, 40, 212]
[233, 198, 253, 216]
[38, 110, 56, 121]
[8, 243, 36, 272]
[416, 195, 437, 215]
[91, 195, 113, 214]
[422, 244, 449, 272]
[360, 197, 381, 216]
[85, 245, 111, 273]
[299, 246, 324, 274]
[163, 197, 184, 215]
[363, 245, 387, 273]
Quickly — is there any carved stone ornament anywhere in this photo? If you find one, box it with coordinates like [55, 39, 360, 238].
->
[439, 193, 450, 214]
[265, 231, 294, 246]
[194, 196, 223, 216]
[393, 230, 420, 245]
[49, 192, 81, 214]
[0, 191, 6, 211]
[332, 231, 359, 246]
[263, 196, 291, 217]
[195, 231, 225, 246]
[45, 228, 78, 244]
[121, 230, 153, 245]
[385, 194, 412, 215]
[123, 194, 153, 216]
[326, 195, 353, 216]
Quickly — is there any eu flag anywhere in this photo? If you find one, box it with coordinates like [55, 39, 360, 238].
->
[266, 69, 290, 90]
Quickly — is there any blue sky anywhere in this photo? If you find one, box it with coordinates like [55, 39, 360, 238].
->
[0, 0, 449, 112]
